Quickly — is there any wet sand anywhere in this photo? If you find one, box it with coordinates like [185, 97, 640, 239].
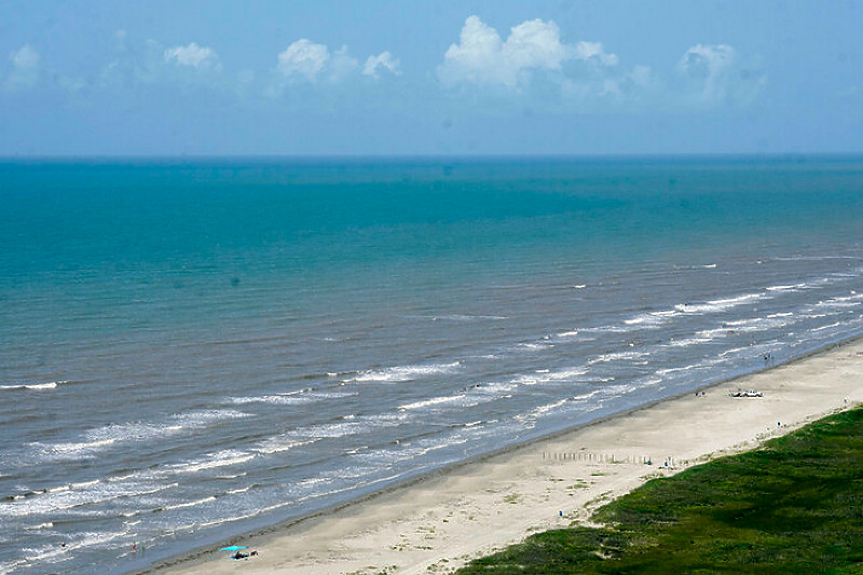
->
[147, 338, 863, 575]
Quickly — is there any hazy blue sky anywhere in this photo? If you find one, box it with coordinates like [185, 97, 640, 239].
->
[1, 1, 861, 156]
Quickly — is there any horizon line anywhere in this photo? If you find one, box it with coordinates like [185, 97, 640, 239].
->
[2, 151, 863, 162]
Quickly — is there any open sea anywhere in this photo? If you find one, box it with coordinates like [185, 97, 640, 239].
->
[2, 156, 863, 575]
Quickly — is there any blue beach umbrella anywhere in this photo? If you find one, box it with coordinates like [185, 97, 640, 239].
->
[219, 546, 248, 551]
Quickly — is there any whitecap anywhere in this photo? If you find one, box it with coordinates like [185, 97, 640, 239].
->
[399, 394, 467, 411]
[717, 316, 792, 333]
[513, 367, 588, 386]
[656, 364, 700, 376]
[345, 361, 461, 383]
[675, 292, 766, 314]
[812, 321, 843, 332]
[587, 350, 650, 365]
[666, 336, 714, 348]
[157, 495, 217, 512]
[533, 398, 569, 415]
[432, 314, 508, 321]
[226, 394, 312, 406]
[517, 342, 554, 351]
[0, 480, 179, 517]
[28, 409, 250, 462]
[0, 381, 64, 392]
[166, 450, 256, 474]
[624, 311, 676, 328]
[765, 283, 807, 292]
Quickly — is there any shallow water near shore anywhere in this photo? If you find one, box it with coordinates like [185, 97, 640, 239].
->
[2, 156, 863, 575]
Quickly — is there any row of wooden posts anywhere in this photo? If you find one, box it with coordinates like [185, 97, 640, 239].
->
[541, 452, 677, 466]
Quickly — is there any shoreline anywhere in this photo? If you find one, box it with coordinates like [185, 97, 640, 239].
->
[141, 335, 863, 575]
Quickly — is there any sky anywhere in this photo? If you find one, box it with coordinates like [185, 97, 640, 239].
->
[1, 0, 862, 156]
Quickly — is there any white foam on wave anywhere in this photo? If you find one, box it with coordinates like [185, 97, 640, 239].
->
[399, 380, 518, 414]
[775, 254, 860, 262]
[634, 375, 663, 387]
[431, 314, 508, 322]
[0, 381, 65, 392]
[668, 326, 751, 349]
[166, 450, 256, 474]
[227, 394, 312, 406]
[801, 312, 829, 319]
[523, 383, 635, 421]
[675, 292, 767, 314]
[765, 282, 808, 292]
[699, 327, 737, 339]
[399, 384, 512, 411]
[24, 522, 54, 530]
[295, 476, 337, 491]
[399, 393, 468, 411]
[28, 409, 250, 462]
[601, 383, 639, 396]
[290, 412, 408, 442]
[20, 529, 130, 568]
[719, 345, 757, 358]
[301, 421, 366, 439]
[346, 362, 461, 383]
[533, 398, 569, 415]
[225, 390, 356, 407]
[44, 478, 101, 495]
[580, 324, 637, 334]
[513, 367, 588, 386]
[226, 485, 253, 495]
[666, 335, 716, 348]
[0, 480, 179, 518]
[624, 310, 678, 328]
[587, 350, 651, 366]
[816, 293, 863, 309]
[570, 389, 604, 403]
[474, 381, 517, 396]
[158, 495, 217, 512]
[517, 342, 554, 351]
[353, 434, 471, 466]
[720, 315, 794, 333]
[656, 364, 701, 377]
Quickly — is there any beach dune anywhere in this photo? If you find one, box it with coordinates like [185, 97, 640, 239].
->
[150, 338, 863, 575]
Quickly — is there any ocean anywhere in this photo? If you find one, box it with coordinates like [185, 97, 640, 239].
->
[1, 156, 863, 575]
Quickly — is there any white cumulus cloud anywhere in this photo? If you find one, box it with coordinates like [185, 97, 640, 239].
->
[274, 40, 394, 86]
[679, 43, 764, 106]
[164, 42, 221, 70]
[438, 16, 571, 88]
[573, 41, 618, 67]
[329, 46, 359, 82]
[5, 44, 40, 89]
[363, 51, 401, 79]
[277, 39, 331, 82]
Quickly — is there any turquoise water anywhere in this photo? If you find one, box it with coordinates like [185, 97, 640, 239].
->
[1, 156, 863, 575]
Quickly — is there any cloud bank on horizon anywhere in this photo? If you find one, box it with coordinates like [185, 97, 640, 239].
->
[0, 3, 859, 156]
[0, 15, 762, 110]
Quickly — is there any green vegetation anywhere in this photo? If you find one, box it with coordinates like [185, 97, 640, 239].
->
[503, 493, 523, 505]
[457, 408, 863, 574]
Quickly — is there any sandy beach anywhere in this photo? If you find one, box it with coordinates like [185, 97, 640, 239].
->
[147, 338, 863, 575]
